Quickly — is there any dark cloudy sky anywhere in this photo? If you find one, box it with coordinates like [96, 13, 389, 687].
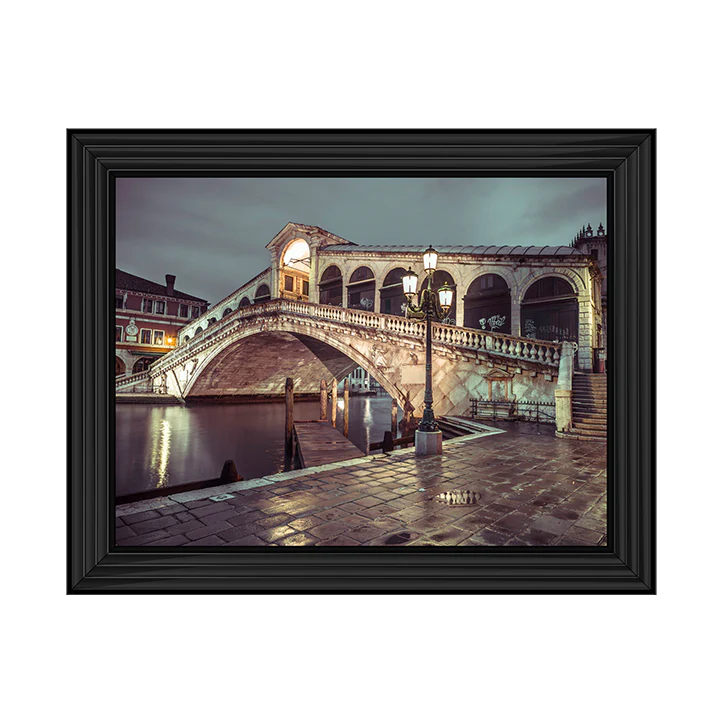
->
[116, 178, 606, 304]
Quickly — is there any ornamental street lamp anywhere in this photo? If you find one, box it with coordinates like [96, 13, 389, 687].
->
[403, 245, 454, 455]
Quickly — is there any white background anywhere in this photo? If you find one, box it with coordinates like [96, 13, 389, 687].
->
[2, 1, 719, 721]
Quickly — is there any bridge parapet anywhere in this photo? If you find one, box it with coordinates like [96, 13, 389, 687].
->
[154, 298, 560, 376]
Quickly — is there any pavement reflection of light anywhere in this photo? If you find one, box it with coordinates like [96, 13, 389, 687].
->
[153, 419, 172, 488]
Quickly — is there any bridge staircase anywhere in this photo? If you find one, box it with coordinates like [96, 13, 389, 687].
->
[568, 373, 607, 441]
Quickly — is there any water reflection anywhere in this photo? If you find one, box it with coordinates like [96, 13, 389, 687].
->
[116, 395, 399, 497]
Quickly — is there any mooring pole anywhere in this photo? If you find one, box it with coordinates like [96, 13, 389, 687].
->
[391, 397, 398, 439]
[320, 379, 327, 421]
[285, 377, 294, 457]
[343, 378, 350, 437]
[331, 378, 338, 427]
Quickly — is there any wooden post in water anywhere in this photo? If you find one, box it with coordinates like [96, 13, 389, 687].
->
[331, 378, 338, 427]
[320, 379, 327, 421]
[343, 378, 350, 437]
[391, 397, 398, 439]
[285, 377, 294, 457]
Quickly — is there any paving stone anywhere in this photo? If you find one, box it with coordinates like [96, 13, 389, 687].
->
[120, 509, 161, 525]
[217, 524, 264, 542]
[184, 535, 225, 546]
[190, 502, 235, 519]
[184, 521, 233, 541]
[275, 532, 317, 546]
[117, 529, 171, 545]
[128, 516, 179, 535]
[115, 525, 137, 541]
[257, 525, 297, 543]
[146, 534, 191, 546]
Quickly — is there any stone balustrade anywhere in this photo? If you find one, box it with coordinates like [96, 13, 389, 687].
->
[161, 299, 561, 375]
[116, 370, 151, 388]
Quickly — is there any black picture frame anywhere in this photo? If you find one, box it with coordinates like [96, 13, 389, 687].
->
[68, 130, 655, 594]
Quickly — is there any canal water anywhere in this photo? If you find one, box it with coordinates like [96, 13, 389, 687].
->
[115, 395, 400, 497]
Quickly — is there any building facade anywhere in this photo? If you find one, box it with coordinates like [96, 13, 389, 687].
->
[179, 222, 606, 372]
[115, 270, 209, 377]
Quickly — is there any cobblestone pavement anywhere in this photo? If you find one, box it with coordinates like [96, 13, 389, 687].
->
[116, 423, 607, 547]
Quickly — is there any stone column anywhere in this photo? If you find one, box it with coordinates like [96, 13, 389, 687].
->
[510, 296, 522, 337]
[456, 294, 465, 327]
[554, 341, 574, 433]
[576, 293, 594, 371]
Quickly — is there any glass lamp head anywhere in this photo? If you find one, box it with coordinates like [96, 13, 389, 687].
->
[402, 267, 419, 297]
[423, 245, 439, 272]
[438, 282, 453, 312]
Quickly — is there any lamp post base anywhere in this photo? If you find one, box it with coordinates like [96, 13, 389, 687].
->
[415, 430, 443, 456]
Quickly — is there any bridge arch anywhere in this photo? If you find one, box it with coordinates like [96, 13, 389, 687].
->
[379, 267, 408, 317]
[180, 320, 405, 405]
[346, 265, 375, 311]
[318, 265, 343, 307]
[464, 273, 512, 332]
[516, 268, 586, 302]
[115, 356, 126, 377]
[253, 284, 271, 304]
[520, 275, 579, 343]
[222, 307, 234, 317]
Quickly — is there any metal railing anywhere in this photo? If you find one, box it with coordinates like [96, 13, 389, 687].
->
[470, 398, 556, 423]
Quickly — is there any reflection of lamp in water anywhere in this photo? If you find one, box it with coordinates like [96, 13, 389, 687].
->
[153, 419, 172, 488]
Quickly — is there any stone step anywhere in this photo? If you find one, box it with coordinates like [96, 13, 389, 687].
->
[574, 411, 607, 420]
[573, 421, 608, 432]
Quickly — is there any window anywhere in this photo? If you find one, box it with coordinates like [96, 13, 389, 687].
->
[115, 296, 124, 309]
[115, 326, 123, 342]
[285, 275, 295, 292]
[143, 299, 153, 313]
[153, 330, 164, 345]
[191, 306, 200, 318]
[140, 329, 152, 344]
[155, 300, 166, 315]
[302, 280, 309, 296]
[179, 303, 189, 317]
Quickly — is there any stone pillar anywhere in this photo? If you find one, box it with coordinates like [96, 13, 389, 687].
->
[554, 341, 575, 433]
[331, 379, 338, 428]
[374, 289, 380, 314]
[511, 297, 522, 337]
[343, 379, 349, 437]
[319, 379, 327, 421]
[391, 398, 398, 438]
[576, 293, 594, 371]
[456, 294, 465, 327]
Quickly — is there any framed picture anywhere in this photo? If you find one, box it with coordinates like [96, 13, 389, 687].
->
[68, 130, 655, 593]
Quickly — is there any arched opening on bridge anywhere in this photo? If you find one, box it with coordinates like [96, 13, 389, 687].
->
[428, 270, 456, 324]
[194, 326, 203, 336]
[115, 357, 126, 376]
[222, 307, 233, 317]
[184, 330, 398, 404]
[207, 317, 217, 325]
[464, 274, 511, 332]
[240, 297, 251, 307]
[254, 284, 271, 304]
[522, 276, 578, 342]
[380, 268, 408, 316]
[132, 357, 155, 374]
[183, 335, 190, 343]
[318, 265, 343, 307]
[347, 266, 375, 311]
[281, 238, 310, 301]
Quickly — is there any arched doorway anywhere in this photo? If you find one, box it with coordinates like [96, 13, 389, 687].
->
[240, 297, 251, 307]
[318, 265, 343, 306]
[115, 357, 126, 376]
[347, 266, 375, 311]
[464, 274, 511, 332]
[380, 268, 408, 317]
[222, 307, 233, 317]
[254, 284, 271, 304]
[281, 238, 310, 300]
[522, 276, 578, 342]
[194, 326, 203, 336]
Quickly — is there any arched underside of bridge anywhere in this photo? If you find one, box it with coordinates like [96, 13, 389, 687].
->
[184, 331, 396, 401]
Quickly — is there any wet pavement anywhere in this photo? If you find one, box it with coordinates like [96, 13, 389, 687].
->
[116, 422, 607, 547]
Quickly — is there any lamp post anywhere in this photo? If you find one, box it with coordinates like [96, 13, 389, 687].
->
[402, 246, 454, 455]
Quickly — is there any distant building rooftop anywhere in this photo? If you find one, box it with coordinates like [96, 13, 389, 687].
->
[116, 269, 207, 303]
[324, 244, 584, 257]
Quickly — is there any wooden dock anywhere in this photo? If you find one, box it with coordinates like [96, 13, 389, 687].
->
[293, 420, 366, 469]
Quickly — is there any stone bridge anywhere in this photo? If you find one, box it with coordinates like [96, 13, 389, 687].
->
[124, 299, 563, 419]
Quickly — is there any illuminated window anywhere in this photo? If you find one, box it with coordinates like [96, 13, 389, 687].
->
[153, 330, 164, 345]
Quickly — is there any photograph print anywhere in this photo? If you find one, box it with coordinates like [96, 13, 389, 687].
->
[115, 177, 608, 548]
